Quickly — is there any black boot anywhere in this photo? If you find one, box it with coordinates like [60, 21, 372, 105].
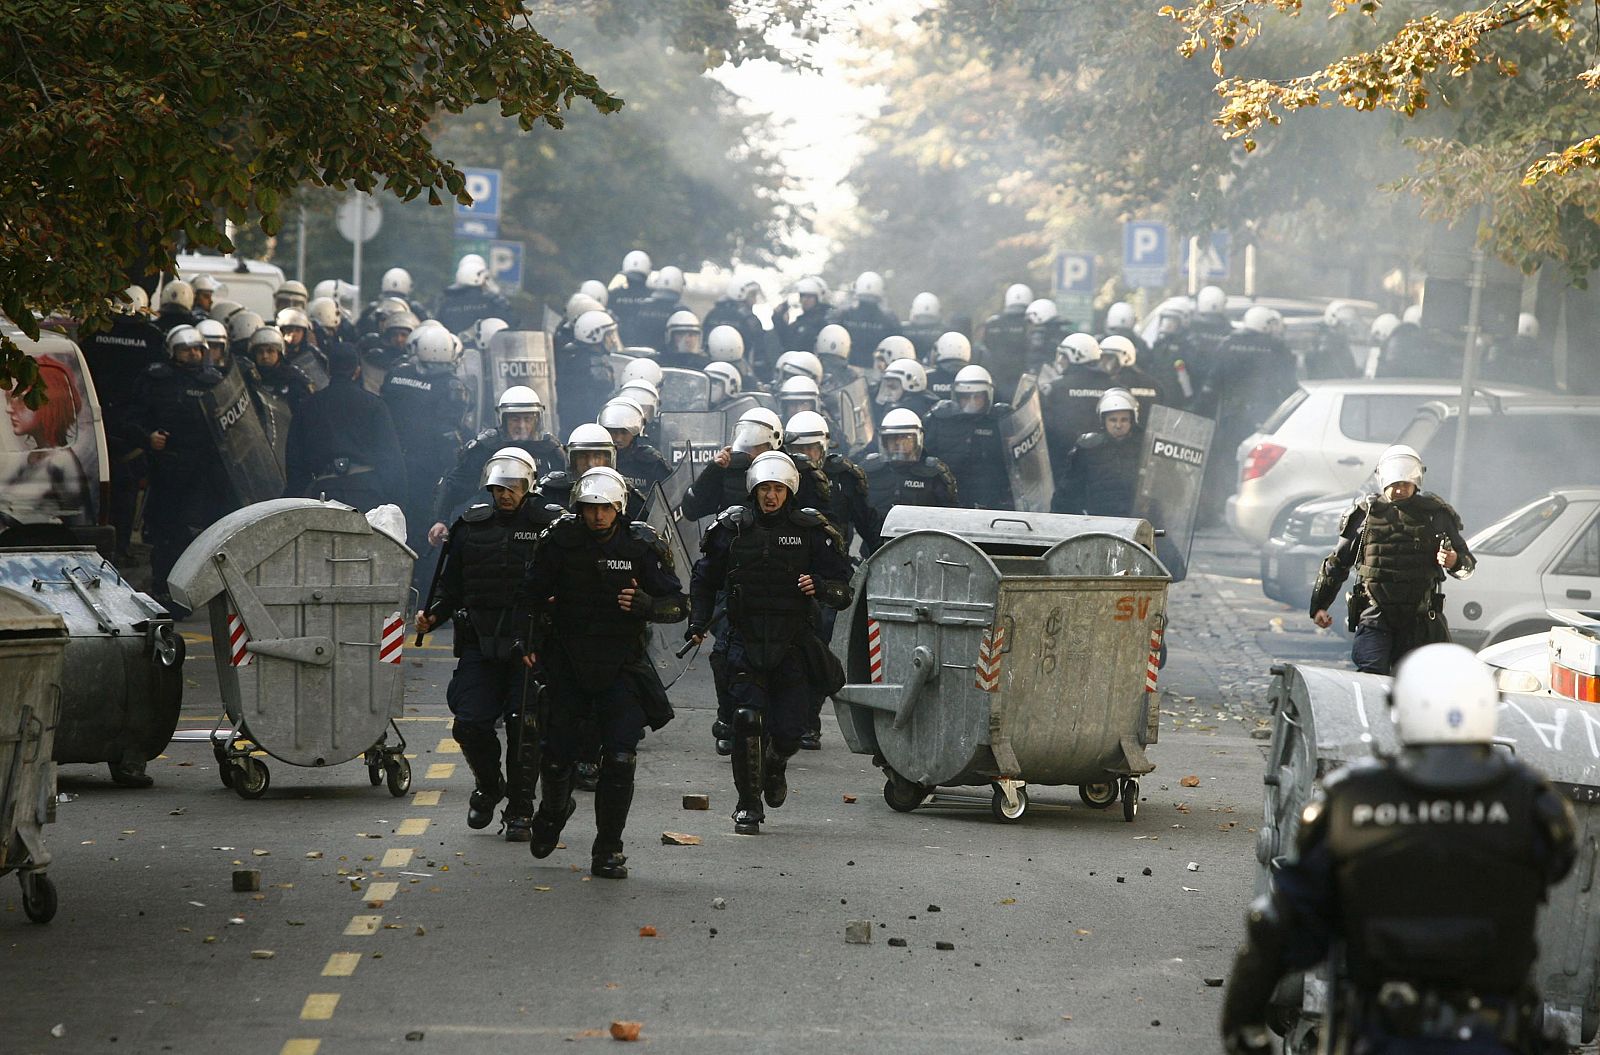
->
[730, 708, 765, 835]
[591, 751, 636, 879]
[763, 741, 791, 810]
[529, 760, 576, 859]
[454, 721, 503, 830]
[502, 705, 540, 843]
[711, 720, 733, 757]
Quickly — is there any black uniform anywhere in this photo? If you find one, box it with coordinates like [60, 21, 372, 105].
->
[251, 359, 315, 414]
[690, 499, 852, 833]
[433, 429, 565, 527]
[682, 451, 830, 521]
[820, 356, 860, 393]
[554, 340, 615, 428]
[871, 389, 938, 428]
[609, 277, 656, 349]
[118, 360, 229, 596]
[1026, 318, 1073, 377]
[615, 441, 672, 503]
[518, 514, 686, 875]
[283, 371, 406, 510]
[1147, 330, 1197, 409]
[628, 292, 681, 355]
[835, 302, 901, 371]
[819, 452, 879, 553]
[1186, 311, 1234, 388]
[926, 363, 962, 404]
[924, 400, 1014, 510]
[978, 310, 1029, 398]
[861, 453, 959, 525]
[1198, 330, 1297, 524]
[381, 360, 472, 565]
[901, 319, 943, 364]
[773, 302, 832, 363]
[426, 496, 562, 835]
[1222, 747, 1575, 1055]
[434, 285, 516, 335]
[82, 315, 166, 556]
[1109, 365, 1166, 426]
[1053, 428, 1142, 517]
[1310, 490, 1475, 675]
[702, 299, 766, 364]
[1042, 365, 1110, 468]
[1306, 324, 1358, 380]
[154, 304, 199, 335]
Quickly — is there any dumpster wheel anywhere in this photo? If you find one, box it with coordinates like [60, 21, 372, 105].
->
[367, 760, 383, 787]
[232, 756, 270, 799]
[21, 871, 57, 924]
[1120, 778, 1140, 822]
[1078, 782, 1118, 809]
[991, 782, 1028, 823]
[385, 756, 412, 797]
[215, 744, 235, 789]
[882, 772, 928, 813]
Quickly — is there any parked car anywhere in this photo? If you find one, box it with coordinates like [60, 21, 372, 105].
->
[1260, 395, 1600, 625]
[1478, 611, 1600, 698]
[1135, 295, 1376, 350]
[1227, 380, 1533, 546]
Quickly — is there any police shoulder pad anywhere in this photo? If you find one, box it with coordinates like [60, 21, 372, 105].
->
[791, 506, 827, 527]
[993, 402, 1012, 414]
[859, 452, 886, 472]
[462, 502, 495, 523]
[1075, 431, 1108, 450]
[714, 504, 754, 531]
[473, 427, 496, 444]
[629, 520, 674, 564]
[929, 399, 958, 418]
[545, 512, 583, 542]
[146, 361, 174, 379]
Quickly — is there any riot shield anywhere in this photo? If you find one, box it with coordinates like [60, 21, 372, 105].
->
[828, 377, 875, 454]
[203, 365, 285, 507]
[657, 412, 727, 470]
[289, 346, 330, 392]
[643, 466, 702, 683]
[250, 385, 293, 476]
[658, 368, 711, 413]
[1132, 405, 1214, 582]
[457, 345, 486, 436]
[999, 378, 1053, 513]
[486, 331, 558, 435]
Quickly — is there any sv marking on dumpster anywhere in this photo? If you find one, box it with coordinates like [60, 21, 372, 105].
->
[1113, 595, 1155, 622]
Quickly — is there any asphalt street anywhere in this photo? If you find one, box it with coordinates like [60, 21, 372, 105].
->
[3, 529, 1350, 1055]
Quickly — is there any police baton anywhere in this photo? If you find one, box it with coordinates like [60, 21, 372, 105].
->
[674, 637, 699, 659]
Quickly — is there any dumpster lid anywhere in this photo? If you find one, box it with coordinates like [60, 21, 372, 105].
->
[0, 585, 67, 636]
[878, 507, 1153, 555]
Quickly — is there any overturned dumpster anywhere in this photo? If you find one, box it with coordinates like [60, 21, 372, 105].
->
[168, 500, 415, 799]
[1259, 662, 1600, 1051]
[831, 507, 1170, 823]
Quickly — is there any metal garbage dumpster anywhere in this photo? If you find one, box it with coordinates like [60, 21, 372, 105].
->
[0, 548, 184, 786]
[0, 586, 69, 923]
[831, 507, 1170, 823]
[1259, 662, 1600, 1050]
[167, 499, 416, 799]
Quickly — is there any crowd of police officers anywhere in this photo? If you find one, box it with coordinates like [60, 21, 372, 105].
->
[74, 248, 1573, 1053]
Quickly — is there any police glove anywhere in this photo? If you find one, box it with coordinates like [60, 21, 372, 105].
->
[685, 624, 707, 642]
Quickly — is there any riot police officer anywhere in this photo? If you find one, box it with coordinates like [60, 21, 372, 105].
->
[815, 323, 859, 391]
[85, 287, 166, 559]
[429, 386, 565, 543]
[926, 331, 971, 404]
[1221, 644, 1575, 1055]
[189, 274, 222, 318]
[284, 346, 407, 511]
[1306, 299, 1361, 380]
[381, 323, 472, 568]
[835, 272, 900, 371]
[773, 350, 826, 390]
[1189, 284, 1235, 370]
[518, 467, 687, 877]
[925, 366, 1014, 510]
[874, 358, 938, 425]
[657, 309, 705, 370]
[608, 250, 655, 346]
[683, 408, 829, 520]
[1147, 299, 1198, 407]
[1310, 445, 1475, 675]
[600, 399, 671, 501]
[557, 309, 622, 428]
[414, 449, 557, 841]
[1199, 305, 1297, 523]
[1043, 334, 1111, 468]
[273, 280, 310, 313]
[772, 276, 832, 374]
[155, 280, 199, 333]
[1099, 335, 1165, 426]
[901, 292, 945, 363]
[359, 307, 418, 394]
[687, 452, 853, 834]
[705, 361, 745, 410]
[246, 326, 314, 413]
[1099, 301, 1152, 368]
[703, 278, 767, 364]
[1025, 299, 1073, 378]
[119, 325, 228, 604]
[861, 408, 960, 516]
[1053, 389, 1143, 517]
[435, 254, 517, 334]
[979, 283, 1033, 398]
[630, 266, 685, 355]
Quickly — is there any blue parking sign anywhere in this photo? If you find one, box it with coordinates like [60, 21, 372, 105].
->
[457, 168, 502, 219]
[1123, 221, 1169, 288]
[1054, 252, 1095, 295]
[489, 240, 524, 292]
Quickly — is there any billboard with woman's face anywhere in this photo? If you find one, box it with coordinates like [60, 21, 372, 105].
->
[2, 338, 104, 527]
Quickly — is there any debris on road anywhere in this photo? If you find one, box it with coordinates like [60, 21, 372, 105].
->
[888, 938, 908, 947]
[232, 870, 261, 892]
[842, 794, 857, 803]
[1186, 862, 1199, 872]
[50, 1024, 66, 1038]
[1180, 775, 1200, 787]
[681, 794, 709, 811]
[935, 941, 955, 951]
[639, 926, 658, 938]
[660, 832, 702, 846]
[250, 949, 274, 959]
[609, 1021, 643, 1042]
[1204, 977, 1224, 987]
[845, 920, 872, 944]
[711, 897, 727, 910]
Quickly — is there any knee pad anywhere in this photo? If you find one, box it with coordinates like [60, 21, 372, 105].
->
[769, 737, 800, 759]
[452, 719, 499, 753]
[733, 708, 763, 737]
[602, 750, 638, 772]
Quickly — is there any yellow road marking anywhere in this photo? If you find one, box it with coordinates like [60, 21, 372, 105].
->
[436, 738, 460, 753]
[300, 993, 340, 1021]
[396, 716, 451, 723]
[396, 818, 429, 836]
[322, 953, 362, 978]
[344, 915, 381, 936]
[381, 848, 414, 868]
[280, 1041, 320, 1055]
[425, 763, 455, 780]
[364, 881, 399, 903]
[412, 790, 441, 807]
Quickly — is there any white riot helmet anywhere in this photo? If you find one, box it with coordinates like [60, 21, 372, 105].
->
[189, 274, 222, 296]
[1376, 444, 1424, 490]
[165, 325, 205, 358]
[275, 280, 309, 308]
[567, 423, 617, 470]
[622, 250, 652, 278]
[1100, 334, 1138, 369]
[565, 293, 605, 323]
[1056, 332, 1101, 367]
[656, 266, 687, 296]
[1324, 299, 1360, 330]
[381, 268, 413, 297]
[727, 276, 761, 302]
[1158, 298, 1195, 334]
[332, 280, 358, 315]
[874, 335, 915, 370]
[472, 317, 509, 348]
[882, 358, 928, 394]
[1025, 299, 1058, 325]
[208, 299, 243, 323]
[910, 292, 942, 323]
[779, 375, 822, 416]
[1241, 305, 1282, 336]
[599, 399, 646, 437]
[574, 310, 620, 349]
[704, 361, 743, 404]
[249, 326, 286, 354]
[1002, 283, 1033, 311]
[1518, 312, 1539, 339]
[382, 309, 420, 336]
[746, 450, 800, 496]
[410, 322, 459, 365]
[454, 254, 489, 288]
[160, 280, 195, 311]
[816, 324, 851, 360]
[307, 297, 340, 330]
[227, 310, 265, 345]
[1097, 387, 1139, 421]
[117, 285, 150, 314]
[573, 467, 629, 513]
[1390, 643, 1499, 745]
[1370, 312, 1401, 344]
[853, 271, 886, 302]
[196, 319, 229, 348]
[707, 325, 745, 362]
[579, 279, 609, 306]
[785, 410, 831, 450]
[933, 331, 972, 366]
[1106, 301, 1137, 331]
[776, 350, 825, 384]
[952, 365, 995, 410]
[879, 407, 924, 461]
[482, 447, 537, 492]
[795, 276, 827, 301]
[1196, 285, 1227, 315]
[275, 307, 310, 333]
[620, 357, 664, 389]
[312, 279, 338, 303]
[617, 379, 660, 420]
[667, 308, 702, 339]
[1402, 304, 1423, 325]
[496, 386, 544, 432]
[732, 407, 784, 453]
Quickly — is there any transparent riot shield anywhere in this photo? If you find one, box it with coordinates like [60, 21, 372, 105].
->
[203, 366, 285, 507]
[485, 331, 557, 435]
[643, 469, 702, 683]
[288, 347, 330, 392]
[829, 377, 875, 454]
[457, 344, 486, 436]
[251, 386, 293, 477]
[998, 378, 1053, 513]
[658, 368, 712, 413]
[1132, 405, 1214, 582]
[658, 411, 729, 471]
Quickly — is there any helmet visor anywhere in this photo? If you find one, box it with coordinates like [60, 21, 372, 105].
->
[731, 420, 777, 454]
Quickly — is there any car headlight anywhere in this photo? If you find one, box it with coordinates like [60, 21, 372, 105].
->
[1308, 510, 1343, 540]
[1495, 669, 1544, 695]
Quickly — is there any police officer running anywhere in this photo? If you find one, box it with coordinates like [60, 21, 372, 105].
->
[428, 386, 564, 546]
[1221, 644, 1575, 1055]
[414, 449, 555, 841]
[1310, 445, 1475, 675]
[861, 408, 960, 519]
[687, 452, 854, 835]
[517, 467, 687, 878]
